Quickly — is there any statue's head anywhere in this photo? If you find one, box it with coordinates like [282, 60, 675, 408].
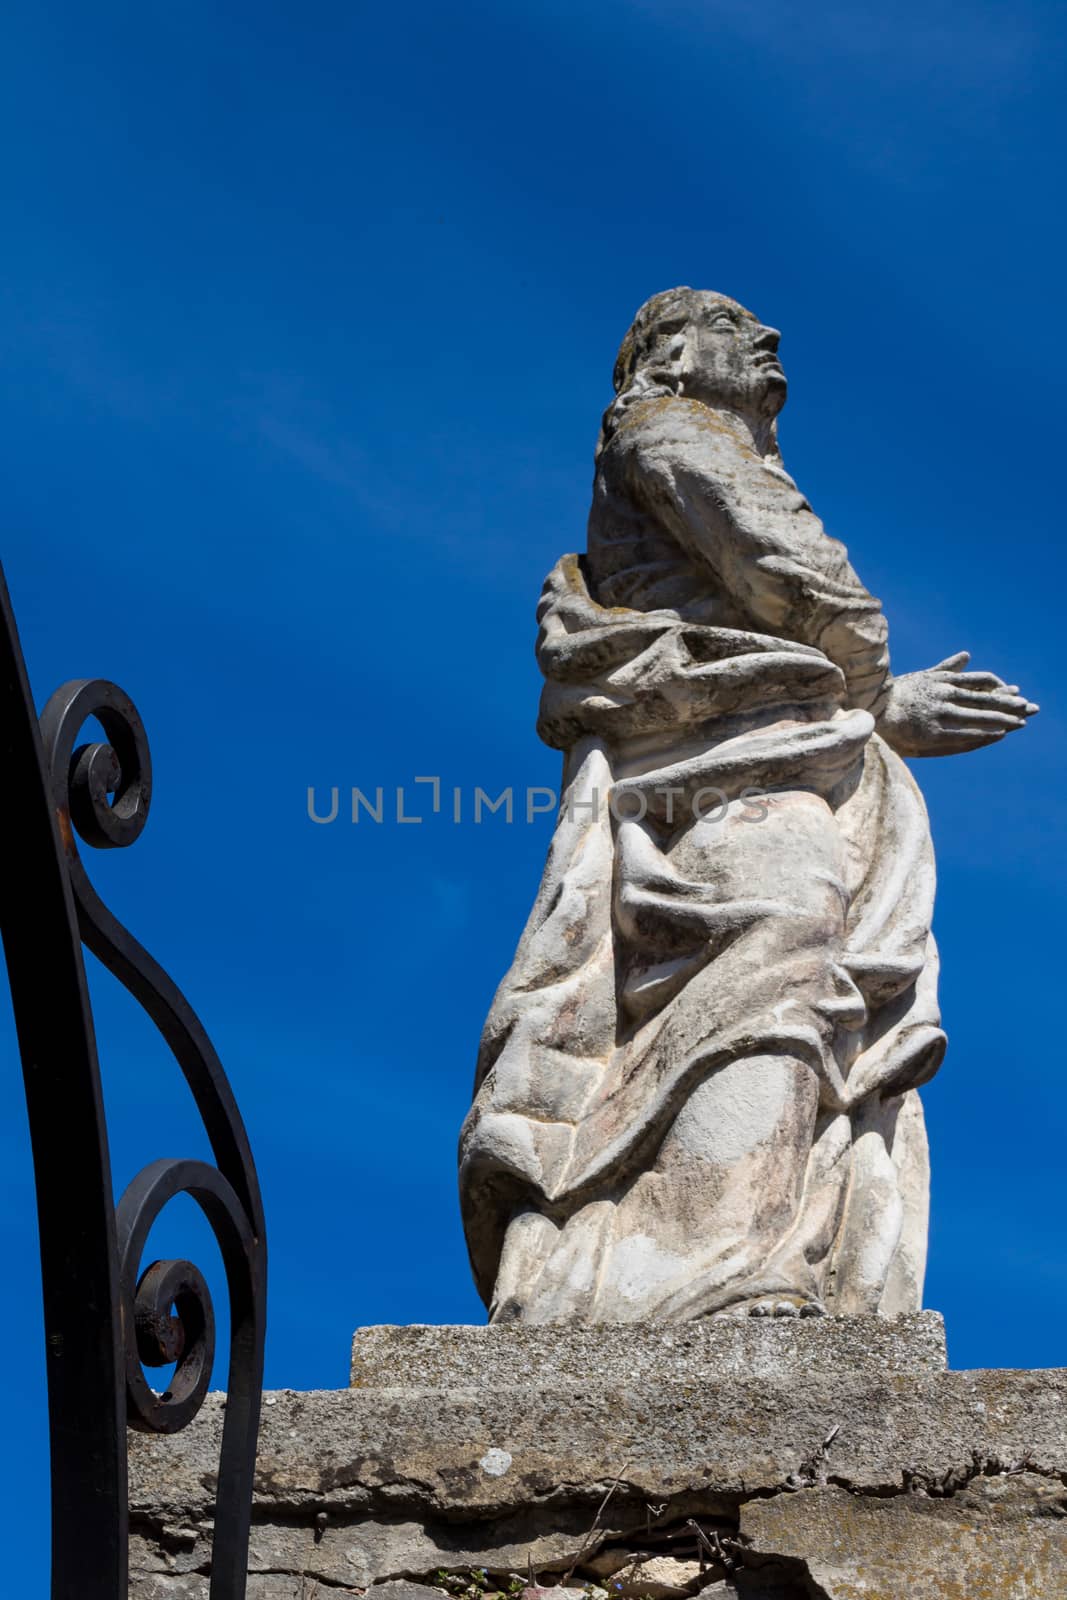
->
[613, 288, 787, 423]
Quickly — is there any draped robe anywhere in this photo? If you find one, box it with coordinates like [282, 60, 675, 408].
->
[459, 395, 946, 1322]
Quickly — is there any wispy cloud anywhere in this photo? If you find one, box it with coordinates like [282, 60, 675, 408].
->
[627, 0, 1038, 84]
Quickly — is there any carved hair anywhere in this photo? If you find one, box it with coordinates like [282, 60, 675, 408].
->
[596, 286, 781, 460]
[595, 288, 694, 457]
[611, 287, 701, 396]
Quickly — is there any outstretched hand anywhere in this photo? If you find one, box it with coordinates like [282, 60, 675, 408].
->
[878, 651, 1039, 758]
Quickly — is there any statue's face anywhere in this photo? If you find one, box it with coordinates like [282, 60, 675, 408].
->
[677, 293, 786, 419]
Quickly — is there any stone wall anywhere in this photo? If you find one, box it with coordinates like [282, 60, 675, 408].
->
[129, 1315, 1067, 1598]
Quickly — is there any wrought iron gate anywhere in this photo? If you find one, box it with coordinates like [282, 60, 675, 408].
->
[0, 560, 266, 1598]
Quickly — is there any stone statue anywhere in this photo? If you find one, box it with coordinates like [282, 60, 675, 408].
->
[459, 288, 1037, 1323]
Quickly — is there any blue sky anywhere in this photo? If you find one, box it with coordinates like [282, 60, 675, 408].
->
[1, 0, 1065, 1584]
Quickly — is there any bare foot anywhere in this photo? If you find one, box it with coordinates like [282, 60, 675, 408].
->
[713, 1293, 826, 1319]
[748, 1294, 825, 1318]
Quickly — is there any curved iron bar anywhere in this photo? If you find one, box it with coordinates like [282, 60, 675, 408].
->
[116, 1158, 258, 1450]
[0, 581, 127, 1592]
[0, 564, 265, 1599]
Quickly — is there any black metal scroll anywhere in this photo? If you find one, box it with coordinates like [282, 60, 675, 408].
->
[0, 562, 266, 1599]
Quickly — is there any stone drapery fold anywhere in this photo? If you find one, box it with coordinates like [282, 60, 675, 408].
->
[459, 558, 944, 1322]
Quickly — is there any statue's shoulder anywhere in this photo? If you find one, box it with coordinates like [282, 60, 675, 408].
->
[604, 395, 757, 470]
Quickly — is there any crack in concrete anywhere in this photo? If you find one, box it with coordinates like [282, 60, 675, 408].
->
[131, 1461, 1067, 1598]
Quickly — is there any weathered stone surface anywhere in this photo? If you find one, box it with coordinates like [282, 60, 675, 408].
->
[131, 1371, 1067, 1520]
[350, 1313, 946, 1390]
[520, 1590, 589, 1600]
[742, 1477, 1067, 1597]
[130, 1582, 342, 1600]
[370, 1585, 452, 1600]
[693, 1583, 811, 1598]
[130, 1330, 1067, 1597]
[459, 286, 1037, 1325]
[586, 1554, 703, 1596]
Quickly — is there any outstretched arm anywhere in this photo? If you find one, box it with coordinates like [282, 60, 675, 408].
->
[620, 401, 1038, 755]
[876, 651, 1038, 756]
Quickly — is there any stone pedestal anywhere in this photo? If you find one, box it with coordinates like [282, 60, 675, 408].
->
[348, 1309, 948, 1389]
[129, 1315, 1067, 1599]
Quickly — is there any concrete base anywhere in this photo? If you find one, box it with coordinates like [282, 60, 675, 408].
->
[129, 1315, 1067, 1599]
